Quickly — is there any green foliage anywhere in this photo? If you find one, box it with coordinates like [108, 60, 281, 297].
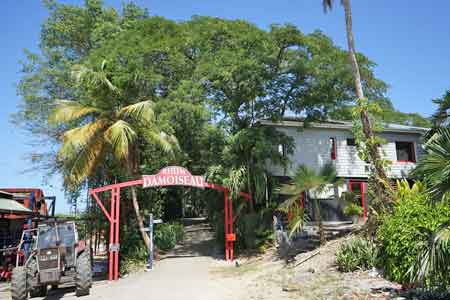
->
[431, 90, 450, 127]
[214, 209, 274, 253]
[279, 163, 342, 238]
[330, 98, 430, 128]
[154, 223, 185, 252]
[235, 210, 274, 252]
[343, 203, 363, 217]
[336, 237, 379, 272]
[377, 180, 450, 284]
[413, 128, 450, 202]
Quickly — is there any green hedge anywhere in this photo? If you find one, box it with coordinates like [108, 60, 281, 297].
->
[377, 181, 450, 284]
[154, 222, 185, 251]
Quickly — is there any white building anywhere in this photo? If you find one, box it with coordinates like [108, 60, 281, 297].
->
[260, 117, 429, 221]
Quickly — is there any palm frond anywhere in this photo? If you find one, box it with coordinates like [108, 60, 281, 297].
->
[409, 223, 450, 285]
[63, 138, 106, 187]
[224, 166, 247, 200]
[287, 205, 308, 238]
[431, 90, 450, 126]
[144, 131, 178, 154]
[105, 120, 137, 160]
[119, 100, 155, 124]
[59, 119, 108, 158]
[413, 128, 450, 202]
[48, 100, 100, 125]
[72, 60, 120, 95]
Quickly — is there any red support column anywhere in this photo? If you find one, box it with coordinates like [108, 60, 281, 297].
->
[114, 187, 121, 281]
[228, 194, 234, 261]
[108, 189, 116, 282]
[224, 190, 229, 261]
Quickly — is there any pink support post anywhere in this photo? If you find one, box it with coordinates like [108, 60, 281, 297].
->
[224, 190, 229, 261]
[228, 193, 234, 260]
[114, 187, 121, 281]
[108, 189, 116, 282]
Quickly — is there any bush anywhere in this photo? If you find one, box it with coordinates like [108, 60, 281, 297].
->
[214, 208, 274, 253]
[336, 237, 379, 272]
[154, 222, 185, 251]
[343, 203, 363, 216]
[377, 181, 450, 284]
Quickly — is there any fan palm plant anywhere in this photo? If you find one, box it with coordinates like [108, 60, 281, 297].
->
[49, 61, 177, 248]
[280, 163, 342, 244]
[409, 128, 450, 287]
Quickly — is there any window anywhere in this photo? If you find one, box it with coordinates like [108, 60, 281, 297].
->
[347, 138, 356, 146]
[395, 141, 416, 162]
[330, 137, 336, 160]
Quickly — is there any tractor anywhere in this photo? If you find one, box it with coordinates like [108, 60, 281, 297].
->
[10, 220, 92, 300]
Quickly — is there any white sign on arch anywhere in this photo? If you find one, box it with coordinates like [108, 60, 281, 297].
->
[142, 166, 205, 189]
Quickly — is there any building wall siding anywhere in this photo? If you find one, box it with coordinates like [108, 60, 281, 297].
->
[268, 126, 425, 179]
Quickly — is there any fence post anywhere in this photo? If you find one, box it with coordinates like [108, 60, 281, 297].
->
[147, 214, 154, 270]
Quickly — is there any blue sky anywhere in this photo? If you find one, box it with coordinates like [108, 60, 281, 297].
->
[1, 0, 448, 213]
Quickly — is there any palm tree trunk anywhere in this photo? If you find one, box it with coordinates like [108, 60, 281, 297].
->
[312, 195, 325, 245]
[128, 149, 151, 250]
[342, 0, 390, 203]
[130, 185, 151, 249]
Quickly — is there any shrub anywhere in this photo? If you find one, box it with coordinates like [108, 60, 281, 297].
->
[154, 223, 185, 251]
[336, 237, 379, 272]
[377, 181, 450, 284]
[214, 208, 274, 253]
[343, 203, 363, 216]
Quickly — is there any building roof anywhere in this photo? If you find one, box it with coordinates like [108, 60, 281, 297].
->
[258, 117, 430, 135]
[0, 198, 32, 215]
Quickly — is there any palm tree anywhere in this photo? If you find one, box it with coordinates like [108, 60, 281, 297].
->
[49, 61, 177, 249]
[409, 128, 450, 286]
[431, 90, 450, 127]
[280, 163, 342, 244]
[322, 0, 391, 207]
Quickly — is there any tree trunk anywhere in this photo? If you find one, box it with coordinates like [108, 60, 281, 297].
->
[130, 185, 151, 249]
[128, 148, 151, 250]
[342, 0, 390, 203]
[312, 194, 325, 245]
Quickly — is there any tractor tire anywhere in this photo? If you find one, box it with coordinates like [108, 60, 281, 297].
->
[27, 260, 47, 298]
[75, 250, 92, 297]
[11, 266, 28, 300]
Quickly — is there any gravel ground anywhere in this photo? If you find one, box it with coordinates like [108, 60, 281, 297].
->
[211, 236, 402, 300]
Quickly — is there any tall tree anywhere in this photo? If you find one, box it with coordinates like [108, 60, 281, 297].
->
[322, 0, 392, 209]
[49, 61, 177, 248]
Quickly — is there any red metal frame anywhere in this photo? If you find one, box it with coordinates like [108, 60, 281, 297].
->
[89, 173, 251, 282]
[348, 180, 367, 221]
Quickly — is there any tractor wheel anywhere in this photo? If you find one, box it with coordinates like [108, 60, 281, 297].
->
[75, 250, 92, 297]
[11, 266, 28, 300]
[27, 260, 47, 298]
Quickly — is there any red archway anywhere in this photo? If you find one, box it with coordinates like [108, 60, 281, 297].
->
[89, 166, 251, 281]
